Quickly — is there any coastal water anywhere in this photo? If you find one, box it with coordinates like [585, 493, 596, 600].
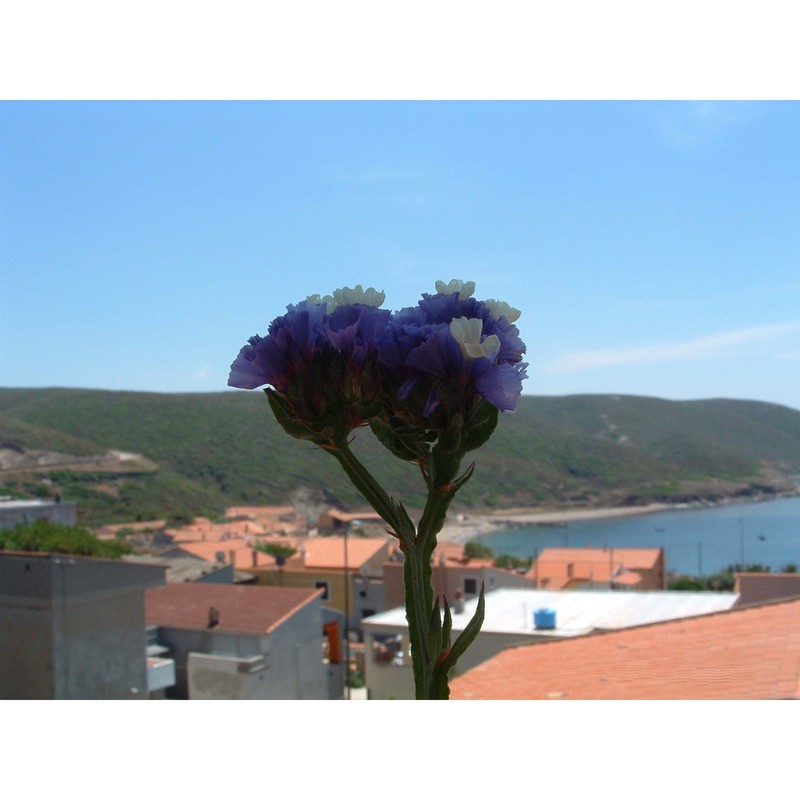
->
[477, 494, 800, 577]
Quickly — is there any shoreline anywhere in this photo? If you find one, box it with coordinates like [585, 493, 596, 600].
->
[438, 503, 672, 544]
[437, 490, 800, 545]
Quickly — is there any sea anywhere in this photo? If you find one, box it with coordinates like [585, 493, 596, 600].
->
[474, 493, 800, 577]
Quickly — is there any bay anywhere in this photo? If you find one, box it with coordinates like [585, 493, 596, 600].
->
[476, 494, 800, 577]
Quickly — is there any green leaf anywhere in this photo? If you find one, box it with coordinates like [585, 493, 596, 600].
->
[369, 416, 427, 463]
[437, 581, 486, 676]
[461, 398, 499, 453]
[265, 389, 327, 445]
[451, 461, 476, 493]
[441, 596, 453, 651]
[427, 596, 443, 670]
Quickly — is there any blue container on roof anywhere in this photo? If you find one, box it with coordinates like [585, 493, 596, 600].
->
[534, 608, 557, 630]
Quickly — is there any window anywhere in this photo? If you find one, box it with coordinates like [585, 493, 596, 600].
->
[358, 589, 368, 599]
[463, 577, 478, 596]
[314, 580, 329, 600]
[361, 608, 376, 619]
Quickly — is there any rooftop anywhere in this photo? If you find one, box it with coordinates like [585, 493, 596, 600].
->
[362, 586, 739, 639]
[284, 536, 391, 571]
[145, 582, 322, 634]
[450, 596, 800, 699]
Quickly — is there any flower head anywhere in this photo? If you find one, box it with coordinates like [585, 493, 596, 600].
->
[377, 280, 528, 434]
[228, 288, 389, 445]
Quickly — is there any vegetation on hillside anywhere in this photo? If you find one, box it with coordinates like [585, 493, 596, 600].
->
[0, 519, 132, 558]
[1, 388, 799, 526]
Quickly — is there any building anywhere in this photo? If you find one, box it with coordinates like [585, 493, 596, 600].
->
[362, 586, 738, 700]
[450, 596, 800, 699]
[0, 551, 170, 699]
[316, 509, 384, 533]
[527, 547, 666, 590]
[243, 535, 392, 633]
[383, 540, 534, 611]
[122, 553, 248, 584]
[734, 571, 800, 606]
[145, 582, 343, 699]
[0, 498, 77, 530]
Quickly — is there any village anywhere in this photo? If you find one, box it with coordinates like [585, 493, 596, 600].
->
[3, 496, 800, 700]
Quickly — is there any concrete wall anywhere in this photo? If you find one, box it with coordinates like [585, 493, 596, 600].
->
[0, 553, 165, 699]
[0, 500, 77, 530]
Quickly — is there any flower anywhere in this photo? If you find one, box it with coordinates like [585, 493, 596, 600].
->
[449, 317, 501, 360]
[228, 289, 390, 444]
[484, 298, 521, 323]
[377, 280, 528, 431]
[435, 278, 475, 300]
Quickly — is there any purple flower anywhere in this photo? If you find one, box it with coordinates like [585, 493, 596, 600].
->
[377, 279, 528, 429]
[228, 290, 390, 443]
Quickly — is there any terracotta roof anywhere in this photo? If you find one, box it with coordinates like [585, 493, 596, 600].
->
[145, 582, 322, 634]
[535, 547, 662, 569]
[286, 537, 390, 570]
[174, 539, 276, 568]
[320, 510, 383, 523]
[526, 547, 660, 585]
[450, 597, 800, 700]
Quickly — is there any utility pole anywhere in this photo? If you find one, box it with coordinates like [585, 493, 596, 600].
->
[698, 542, 703, 577]
[343, 526, 350, 700]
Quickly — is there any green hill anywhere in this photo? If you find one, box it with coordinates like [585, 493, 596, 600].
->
[1, 388, 799, 526]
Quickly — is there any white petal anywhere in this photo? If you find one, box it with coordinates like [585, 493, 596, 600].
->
[485, 299, 521, 322]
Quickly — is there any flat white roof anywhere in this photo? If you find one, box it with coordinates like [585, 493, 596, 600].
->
[0, 499, 58, 509]
[362, 587, 740, 640]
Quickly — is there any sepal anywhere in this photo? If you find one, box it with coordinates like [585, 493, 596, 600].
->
[266, 389, 328, 445]
[461, 397, 499, 453]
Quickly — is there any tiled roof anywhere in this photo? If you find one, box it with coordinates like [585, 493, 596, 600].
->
[320, 509, 383, 523]
[285, 536, 390, 571]
[174, 538, 276, 568]
[535, 547, 662, 569]
[145, 582, 322, 634]
[450, 596, 800, 700]
[526, 547, 660, 586]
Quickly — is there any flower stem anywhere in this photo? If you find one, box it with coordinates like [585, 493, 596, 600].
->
[327, 441, 475, 700]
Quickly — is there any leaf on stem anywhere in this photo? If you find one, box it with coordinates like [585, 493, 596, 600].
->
[436, 582, 486, 677]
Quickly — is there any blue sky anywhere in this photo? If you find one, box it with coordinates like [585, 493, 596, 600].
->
[2, 100, 800, 409]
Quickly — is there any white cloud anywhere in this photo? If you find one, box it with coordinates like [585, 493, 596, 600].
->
[544, 323, 800, 374]
[658, 101, 757, 149]
[329, 167, 428, 185]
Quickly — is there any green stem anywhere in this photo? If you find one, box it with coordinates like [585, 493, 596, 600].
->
[326, 445, 409, 541]
[403, 542, 433, 698]
[326, 441, 473, 699]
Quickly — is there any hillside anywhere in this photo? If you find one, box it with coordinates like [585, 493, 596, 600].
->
[1, 388, 799, 526]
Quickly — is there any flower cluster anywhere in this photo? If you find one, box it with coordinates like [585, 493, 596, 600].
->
[228, 286, 390, 446]
[228, 280, 527, 452]
[228, 279, 527, 699]
[376, 279, 527, 431]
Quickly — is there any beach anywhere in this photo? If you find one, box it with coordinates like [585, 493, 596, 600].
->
[438, 503, 673, 544]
